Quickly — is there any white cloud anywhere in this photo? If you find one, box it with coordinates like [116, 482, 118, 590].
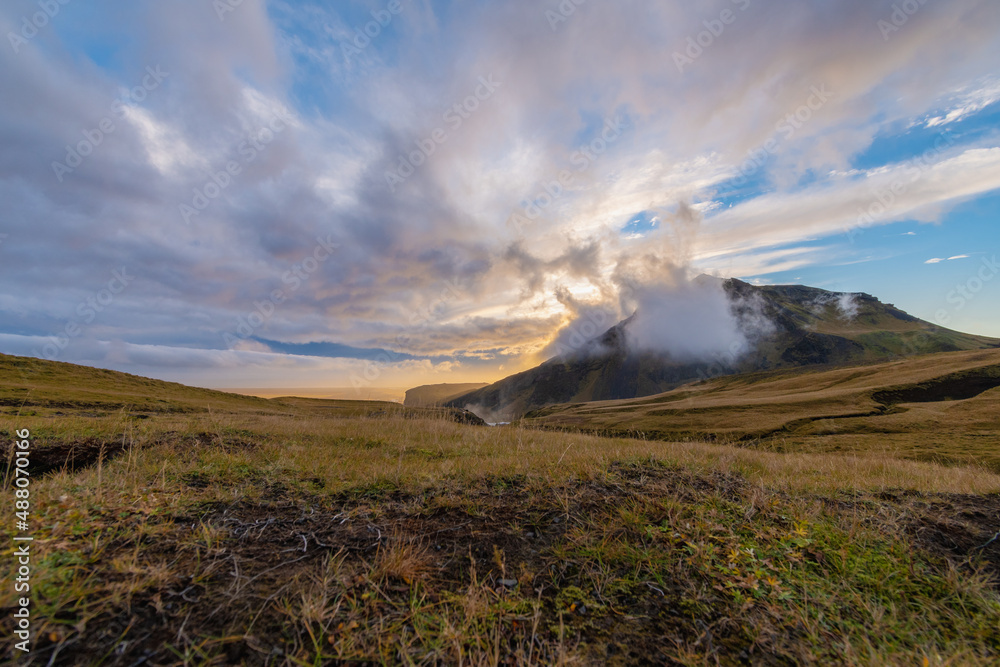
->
[123, 106, 207, 175]
[697, 148, 1000, 259]
[926, 254, 969, 264]
[3, 0, 1000, 386]
[924, 78, 1000, 127]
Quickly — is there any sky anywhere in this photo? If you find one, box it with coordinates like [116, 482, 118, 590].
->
[1, 0, 999, 395]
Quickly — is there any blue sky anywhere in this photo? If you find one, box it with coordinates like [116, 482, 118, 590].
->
[1, 0, 999, 393]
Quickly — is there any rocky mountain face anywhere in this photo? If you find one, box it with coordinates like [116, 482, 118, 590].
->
[446, 279, 1000, 421]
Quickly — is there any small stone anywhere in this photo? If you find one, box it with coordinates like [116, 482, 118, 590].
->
[499, 578, 518, 588]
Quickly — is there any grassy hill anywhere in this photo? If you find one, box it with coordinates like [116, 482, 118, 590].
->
[403, 382, 489, 407]
[2, 353, 1000, 664]
[522, 348, 1000, 472]
[0, 352, 282, 415]
[447, 280, 1000, 420]
[0, 352, 484, 419]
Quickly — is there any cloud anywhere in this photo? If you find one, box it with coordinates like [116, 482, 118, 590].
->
[700, 148, 1000, 258]
[540, 203, 776, 364]
[924, 78, 1000, 128]
[0, 333, 467, 389]
[626, 280, 757, 361]
[808, 291, 861, 321]
[926, 255, 970, 264]
[1, 0, 1000, 386]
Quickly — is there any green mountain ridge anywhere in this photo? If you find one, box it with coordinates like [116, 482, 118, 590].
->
[445, 279, 1000, 420]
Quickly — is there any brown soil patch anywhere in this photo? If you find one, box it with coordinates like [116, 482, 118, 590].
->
[8, 465, 1000, 665]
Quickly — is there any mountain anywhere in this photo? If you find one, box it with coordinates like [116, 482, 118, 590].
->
[446, 279, 1000, 420]
[403, 383, 489, 407]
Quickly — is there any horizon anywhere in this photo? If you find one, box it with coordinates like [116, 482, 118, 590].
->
[2, 0, 1000, 392]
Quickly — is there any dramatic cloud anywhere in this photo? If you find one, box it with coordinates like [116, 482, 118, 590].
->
[626, 281, 757, 361]
[1, 0, 999, 390]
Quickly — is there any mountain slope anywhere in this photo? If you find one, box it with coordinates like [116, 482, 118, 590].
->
[0, 353, 483, 424]
[447, 280, 999, 420]
[521, 347, 1000, 471]
[403, 383, 489, 407]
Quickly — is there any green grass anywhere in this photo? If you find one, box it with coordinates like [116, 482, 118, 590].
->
[1, 353, 1000, 664]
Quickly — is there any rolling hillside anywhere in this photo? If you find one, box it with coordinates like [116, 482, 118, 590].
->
[522, 348, 1000, 471]
[0, 353, 481, 423]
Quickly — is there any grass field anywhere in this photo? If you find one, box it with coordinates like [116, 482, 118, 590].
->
[523, 349, 1000, 472]
[2, 353, 1000, 665]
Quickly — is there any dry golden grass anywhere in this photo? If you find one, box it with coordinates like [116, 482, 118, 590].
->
[4, 408, 1000, 665]
[524, 349, 1000, 470]
[3, 352, 1000, 664]
[372, 536, 434, 585]
[10, 410, 1000, 499]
